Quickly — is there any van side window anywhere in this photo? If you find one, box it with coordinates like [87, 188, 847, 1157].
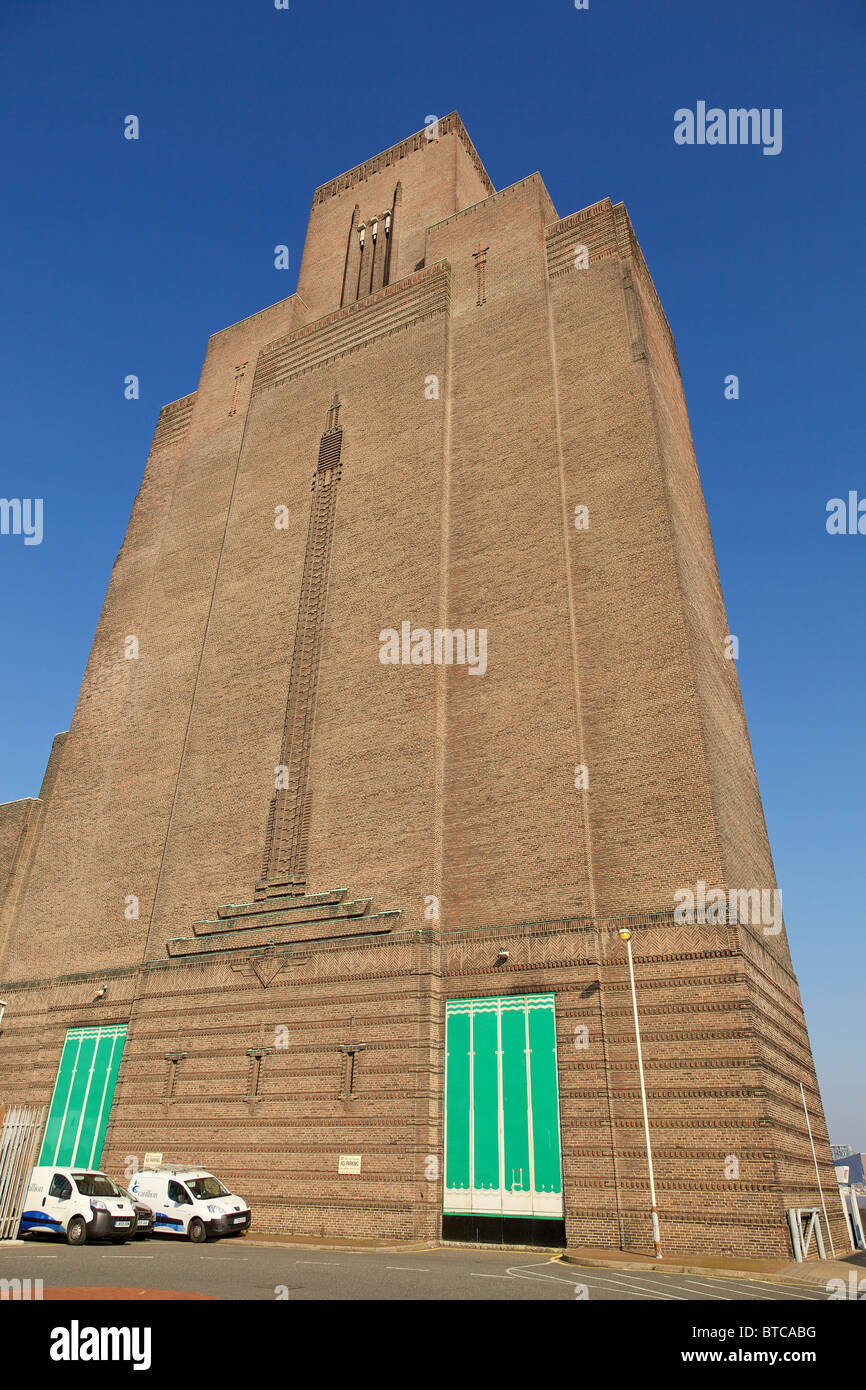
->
[49, 1174, 72, 1200]
[168, 1180, 190, 1204]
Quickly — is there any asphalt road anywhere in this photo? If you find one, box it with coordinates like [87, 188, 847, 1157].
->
[0, 1239, 829, 1301]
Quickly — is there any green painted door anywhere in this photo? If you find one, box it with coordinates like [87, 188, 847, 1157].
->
[443, 995, 564, 1219]
[38, 1026, 127, 1169]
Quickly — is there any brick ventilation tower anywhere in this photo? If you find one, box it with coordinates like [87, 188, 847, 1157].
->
[0, 115, 844, 1257]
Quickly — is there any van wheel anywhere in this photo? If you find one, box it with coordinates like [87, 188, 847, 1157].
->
[187, 1218, 206, 1244]
[66, 1216, 87, 1246]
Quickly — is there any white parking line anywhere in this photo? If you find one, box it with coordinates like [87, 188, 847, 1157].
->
[544, 1266, 686, 1300]
[386, 1266, 429, 1272]
[490, 1261, 604, 1296]
[666, 1275, 770, 1300]
[559, 1264, 820, 1302]
[509, 1262, 688, 1301]
[470, 1272, 515, 1279]
[506, 1262, 591, 1290]
[726, 1283, 821, 1301]
[596, 1270, 730, 1300]
[583, 1274, 688, 1300]
[295, 1260, 342, 1266]
[652, 1272, 821, 1301]
[691, 1278, 821, 1301]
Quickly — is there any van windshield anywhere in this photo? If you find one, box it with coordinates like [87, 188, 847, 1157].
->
[187, 1177, 229, 1199]
[73, 1173, 122, 1197]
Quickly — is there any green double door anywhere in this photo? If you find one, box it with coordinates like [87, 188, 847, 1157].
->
[443, 994, 564, 1219]
[38, 1025, 127, 1169]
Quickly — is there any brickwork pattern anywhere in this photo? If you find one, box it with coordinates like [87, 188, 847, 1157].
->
[0, 116, 842, 1258]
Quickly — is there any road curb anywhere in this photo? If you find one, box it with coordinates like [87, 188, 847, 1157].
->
[555, 1253, 829, 1289]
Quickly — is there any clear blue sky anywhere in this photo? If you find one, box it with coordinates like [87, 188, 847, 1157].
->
[1, 0, 863, 1148]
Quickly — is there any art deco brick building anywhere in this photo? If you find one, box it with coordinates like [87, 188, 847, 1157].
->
[0, 115, 844, 1256]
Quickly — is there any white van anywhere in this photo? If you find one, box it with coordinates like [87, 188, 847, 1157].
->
[21, 1167, 137, 1245]
[128, 1166, 251, 1242]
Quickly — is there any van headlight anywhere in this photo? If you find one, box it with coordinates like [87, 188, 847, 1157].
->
[206, 1202, 224, 1214]
[89, 1200, 107, 1212]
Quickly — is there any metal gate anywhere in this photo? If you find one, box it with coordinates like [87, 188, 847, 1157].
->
[38, 1025, 127, 1168]
[0, 1104, 46, 1240]
[444, 995, 565, 1220]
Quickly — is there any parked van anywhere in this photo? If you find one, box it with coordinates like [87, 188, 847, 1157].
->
[128, 1166, 251, 1242]
[21, 1167, 137, 1245]
[115, 1184, 155, 1237]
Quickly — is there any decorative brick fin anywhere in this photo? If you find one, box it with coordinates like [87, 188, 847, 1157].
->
[613, 201, 680, 370]
[261, 794, 277, 881]
[340, 187, 400, 307]
[263, 400, 344, 880]
[338, 1042, 365, 1100]
[472, 240, 489, 306]
[613, 205, 647, 362]
[385, 182, 401, 286]
[245, 1047, 272, 1102]
[340, 205, 361, 309]
[370, 213, 387, 296]
[621, 270, 646, 361]
[295, 791, 313, 877]
[355, 223, 369, 302]
[163, 1051, 186, 1101]
[228, 361, 248, 416]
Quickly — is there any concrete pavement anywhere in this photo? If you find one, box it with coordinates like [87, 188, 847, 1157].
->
[0, 1237, 842, 1301]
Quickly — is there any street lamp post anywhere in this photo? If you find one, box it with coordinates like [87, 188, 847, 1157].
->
[619, 928, 662, 1259]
